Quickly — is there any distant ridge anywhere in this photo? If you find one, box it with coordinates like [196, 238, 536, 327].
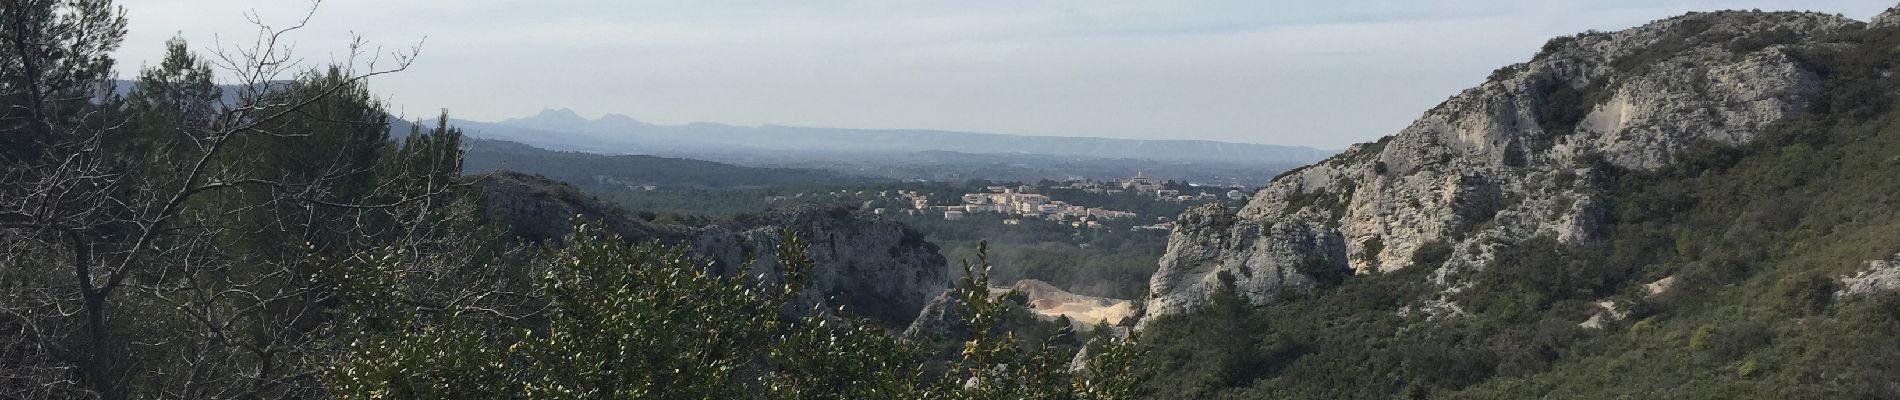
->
[459, 137, 856, 189]
[449, 109, 1333, 165]
[105, 80, 1304, 183]
[110, 77, 1327, 167]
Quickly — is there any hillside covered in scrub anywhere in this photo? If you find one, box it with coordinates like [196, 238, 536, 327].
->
[1131, 6, 1900, 399]
[0, 1, 1138, 397]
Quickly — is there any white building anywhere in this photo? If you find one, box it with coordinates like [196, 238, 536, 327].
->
[1121, 172, 1164, 195]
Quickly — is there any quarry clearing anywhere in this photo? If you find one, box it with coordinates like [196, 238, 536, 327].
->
[995, 279, 1136, 330]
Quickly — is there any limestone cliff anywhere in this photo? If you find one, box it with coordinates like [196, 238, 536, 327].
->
[1143, 10, 1867, 325]
[695, 206, 949, 327]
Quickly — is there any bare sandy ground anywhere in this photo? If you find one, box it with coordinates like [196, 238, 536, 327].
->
[997, 279, 1135, 330]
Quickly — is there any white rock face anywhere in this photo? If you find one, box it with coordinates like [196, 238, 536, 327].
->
[1140, 204, 1343, 329]
[1645, 276, 1678, 299]
[1840, 252, 1900, 297]
[1142, 10, 1864, 324]
[1873, 4, 1900, 28]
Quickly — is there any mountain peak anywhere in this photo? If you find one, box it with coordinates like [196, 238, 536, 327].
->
[495, 109, 656, 134]
[534, 108, 586, 121]
[496, 108, 623, 134]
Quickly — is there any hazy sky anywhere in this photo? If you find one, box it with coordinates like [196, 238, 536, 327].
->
[113, 0, 1889, 148]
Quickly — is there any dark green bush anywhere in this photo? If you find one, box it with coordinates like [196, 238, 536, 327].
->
[1774, 273, 1836, 316]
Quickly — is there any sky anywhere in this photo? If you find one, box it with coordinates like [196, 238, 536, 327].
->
[113, 0, 1891, 149]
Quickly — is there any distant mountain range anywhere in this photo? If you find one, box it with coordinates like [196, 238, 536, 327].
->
[447, 109, 1333, 165]
[108, 79, 1322, 183]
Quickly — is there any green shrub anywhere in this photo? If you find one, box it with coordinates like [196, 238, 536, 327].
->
[1689, 325, 1717, 351]
[1534, 78, 1612, 135]
[1627, 318, 1657, 337]
[1360, 237, 1385, 263]
[1411, 240, 1455, 269]
[1737, 358, 1763, 378]
[1773, 273, 1836, 316]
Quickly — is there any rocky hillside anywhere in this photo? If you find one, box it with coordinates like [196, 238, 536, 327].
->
[1130, 6, 1900, 398]
[476, 172, 948, 327]
[693, 206, 949, 327]
[1145, 9, 1876, 323]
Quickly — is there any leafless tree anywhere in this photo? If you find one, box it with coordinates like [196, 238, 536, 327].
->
[0, 1, 517, 398]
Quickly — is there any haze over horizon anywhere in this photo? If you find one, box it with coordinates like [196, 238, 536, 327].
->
[114, 0, 1889, 148]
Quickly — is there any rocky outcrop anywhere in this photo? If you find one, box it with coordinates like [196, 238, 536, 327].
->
[477, 174, 948, 327]
[903, 290, 980, 340]
[1144, 204, 1346, 326]
[1578, 300, 1628, 329]
[1143, 10, 1867, 324]
[1839, 251, 1900, 297]
[695, 206, 949, 327]
[1874, 5, 1900, 28]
